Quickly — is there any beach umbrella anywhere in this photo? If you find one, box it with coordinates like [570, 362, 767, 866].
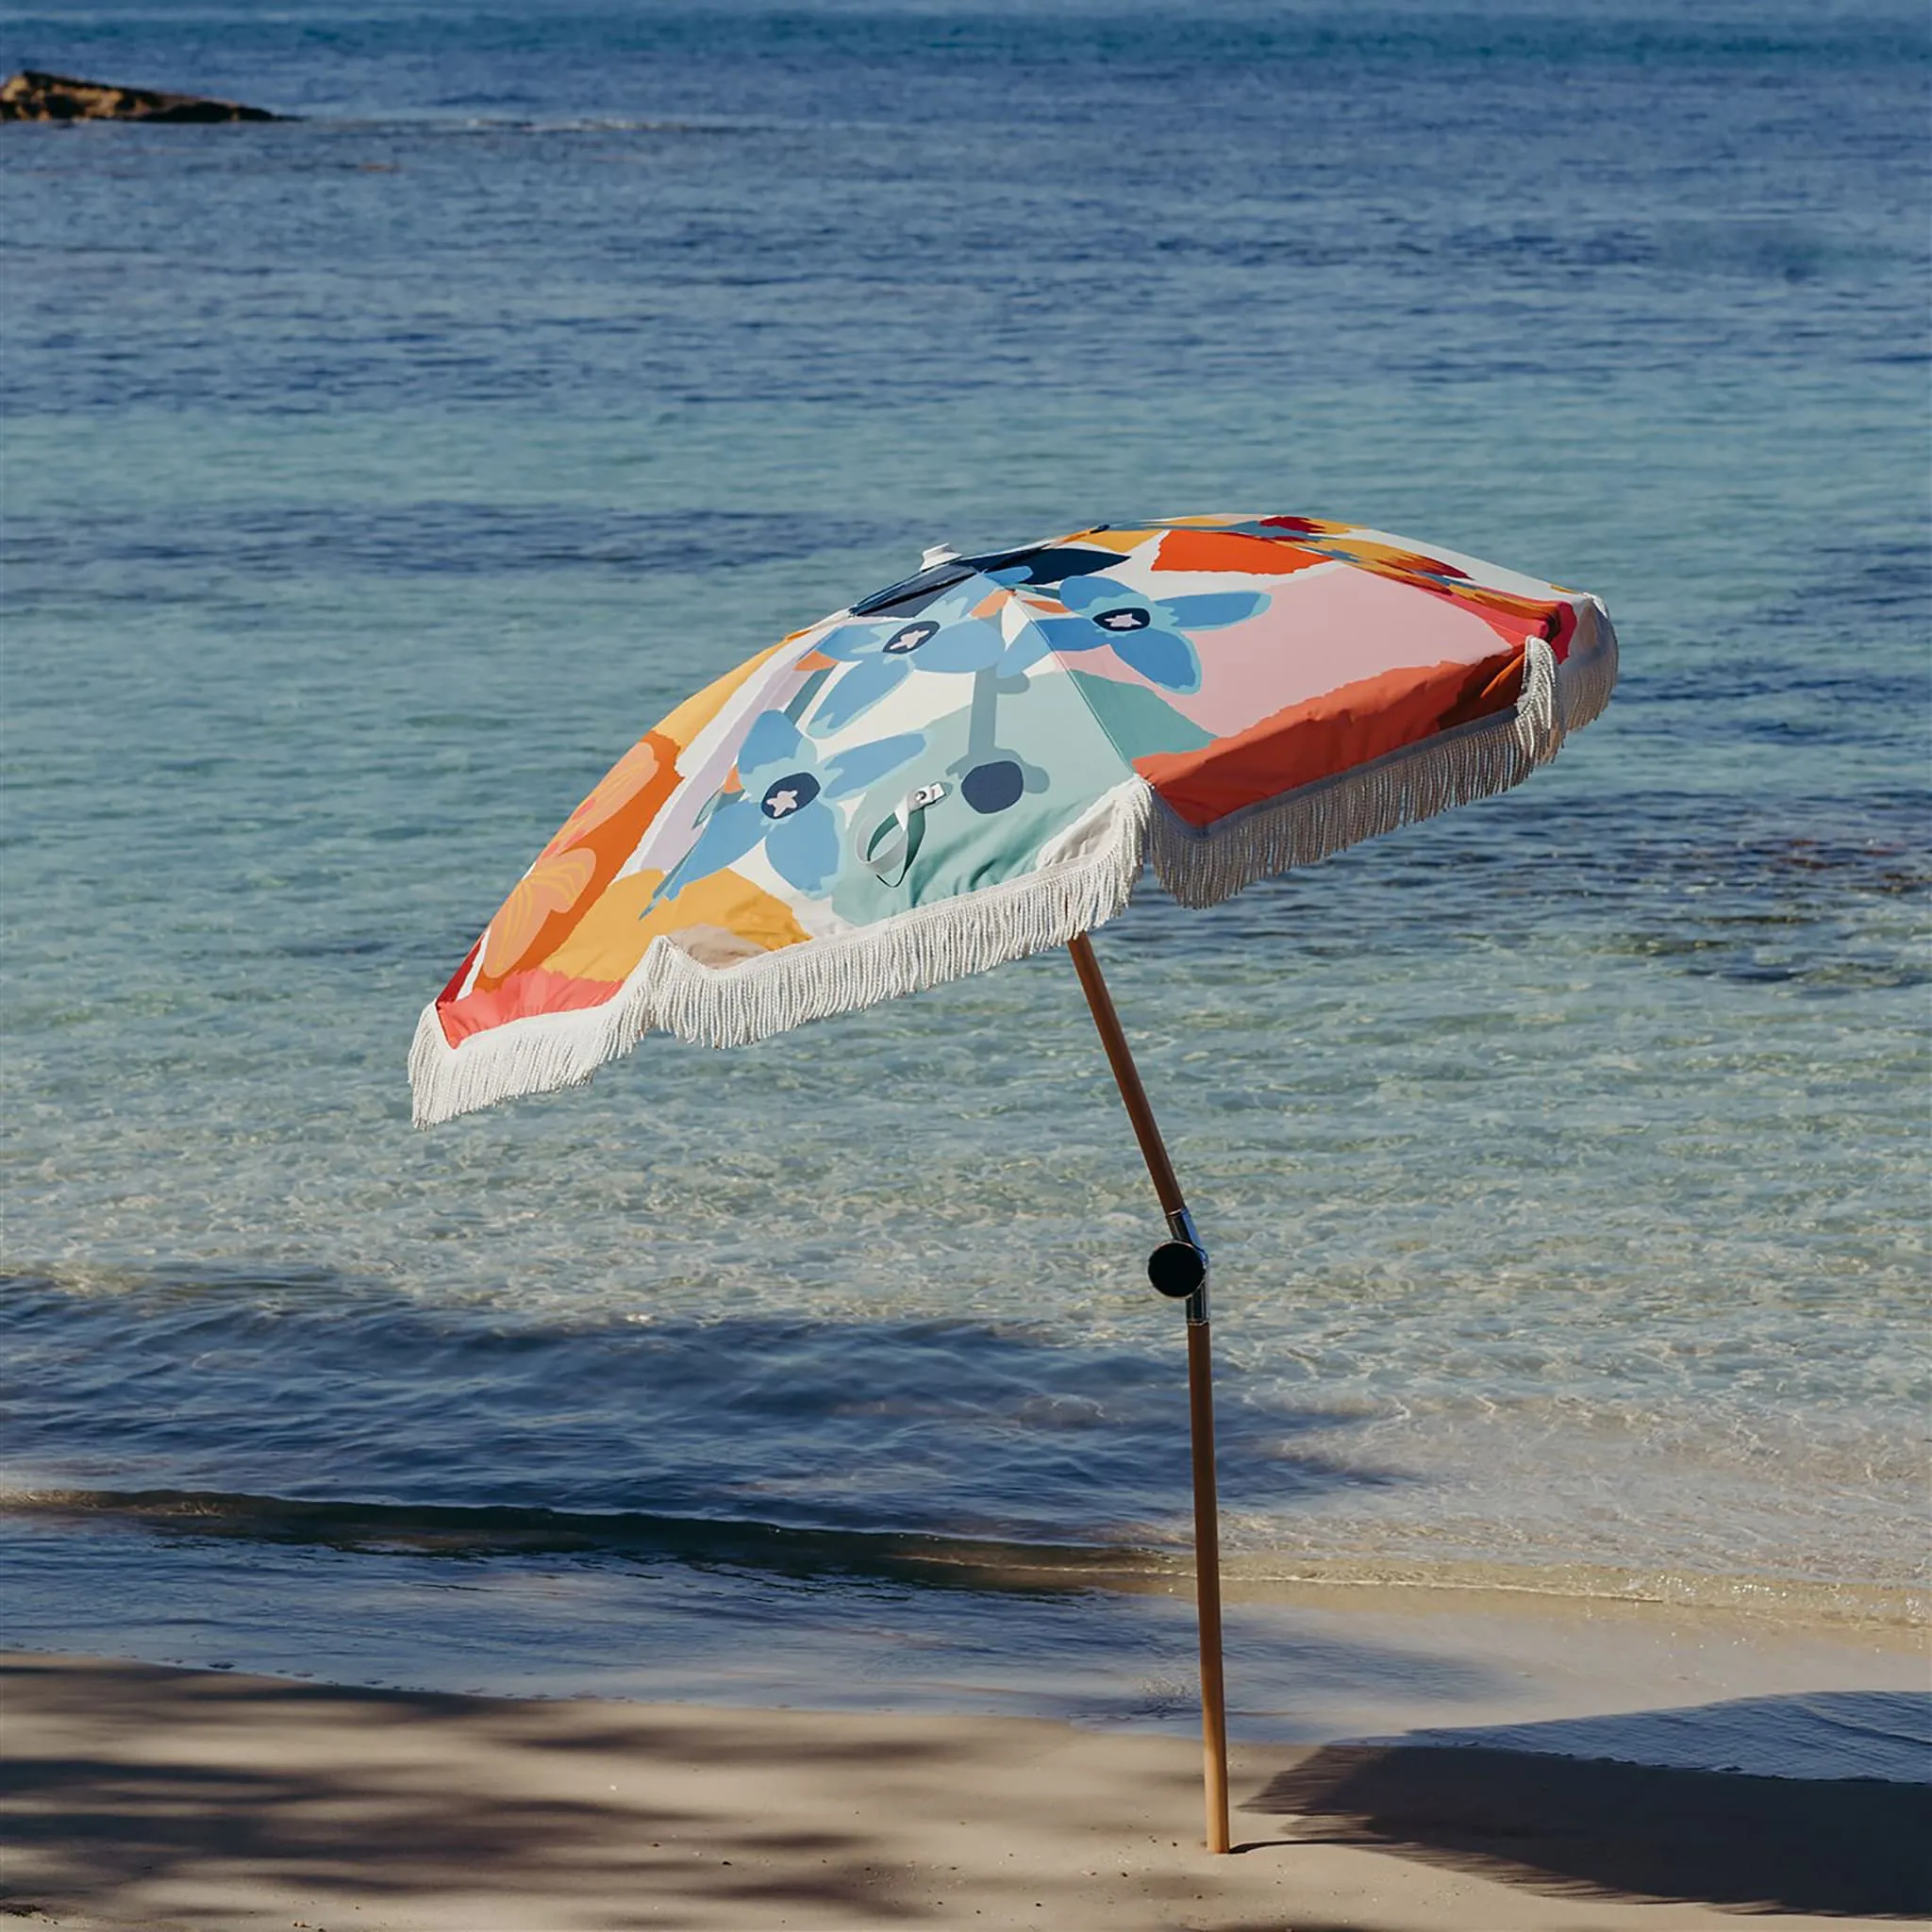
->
[409, 512, 1618, 1853]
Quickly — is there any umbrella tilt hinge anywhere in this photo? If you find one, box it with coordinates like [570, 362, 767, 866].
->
[1149, 1206, 1209, 1324]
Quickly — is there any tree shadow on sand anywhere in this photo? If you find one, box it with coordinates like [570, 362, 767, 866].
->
[0, 1650, 1427, 1932]
[0, 1655, 994, 1929]
[1244, 1691, 1932, 1918]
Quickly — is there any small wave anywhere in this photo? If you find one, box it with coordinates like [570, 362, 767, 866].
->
[440, 117, 750, 135]
[6, 1487, 1920, 1629]
[0, 1485, 1178, 1596]
[1216, 1555, 1925, 1629]
[1369, 1689, 1932, 1785]
[1, 504, 890, 585]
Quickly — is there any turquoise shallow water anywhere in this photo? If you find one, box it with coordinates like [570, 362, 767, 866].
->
[1, 2, 1927, 1722]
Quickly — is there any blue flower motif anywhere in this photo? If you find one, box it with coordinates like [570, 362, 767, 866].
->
[808, 586, 1013, 734]
[651, 710, 924, 903]
[1022, 575, 1269, 694]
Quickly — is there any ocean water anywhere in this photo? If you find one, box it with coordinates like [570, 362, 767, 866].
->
[2, 1, 1927, 1740]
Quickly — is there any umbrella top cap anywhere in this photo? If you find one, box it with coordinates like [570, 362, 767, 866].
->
[409, 511, 1616, 1125]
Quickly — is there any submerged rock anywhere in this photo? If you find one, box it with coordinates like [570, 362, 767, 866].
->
[0, 69, 283, 123]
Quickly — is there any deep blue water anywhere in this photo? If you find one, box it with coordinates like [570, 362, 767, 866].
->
[1, 2, 1927, 1730]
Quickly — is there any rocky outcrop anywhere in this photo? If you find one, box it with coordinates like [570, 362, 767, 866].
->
[0, 70, 283, 123]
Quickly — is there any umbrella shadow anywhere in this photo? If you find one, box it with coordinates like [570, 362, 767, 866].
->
[1242, 1691, 1932, 1918]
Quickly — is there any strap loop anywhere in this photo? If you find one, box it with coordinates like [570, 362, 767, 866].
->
[863, 781, 948, 885]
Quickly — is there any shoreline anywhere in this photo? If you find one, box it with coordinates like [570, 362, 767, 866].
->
[6, 1558, 1921, 1751]
[5, 1617, 1926, 1930]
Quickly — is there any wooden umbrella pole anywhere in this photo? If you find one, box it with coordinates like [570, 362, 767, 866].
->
[1068, 932, 1231, 1856]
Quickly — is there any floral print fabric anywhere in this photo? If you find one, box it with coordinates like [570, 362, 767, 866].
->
[432, 514, 1595, 1052]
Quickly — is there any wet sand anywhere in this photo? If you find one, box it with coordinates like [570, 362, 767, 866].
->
[3, 1649, 1925, 1930]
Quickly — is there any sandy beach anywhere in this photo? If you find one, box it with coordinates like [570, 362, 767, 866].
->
[4, 1644, 1926, 1931]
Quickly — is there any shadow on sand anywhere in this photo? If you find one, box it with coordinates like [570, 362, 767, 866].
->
[1246, 1692, 1932, 1918]
[0, 1654, 1019, 1928]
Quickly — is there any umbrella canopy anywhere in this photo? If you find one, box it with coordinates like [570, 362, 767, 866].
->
[410, 513, 1616, 1124]
[407, 510, 1617, 1854]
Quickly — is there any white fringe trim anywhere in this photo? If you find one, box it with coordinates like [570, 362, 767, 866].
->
[410, 602, 1618, 1124]
[409, 781, 1155, 1126]
[1564, 594, 1621, 738]
[1143, 600, 1618, 910]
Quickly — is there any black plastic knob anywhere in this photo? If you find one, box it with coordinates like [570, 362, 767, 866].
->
[1147, 1241, 1208, 1299]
